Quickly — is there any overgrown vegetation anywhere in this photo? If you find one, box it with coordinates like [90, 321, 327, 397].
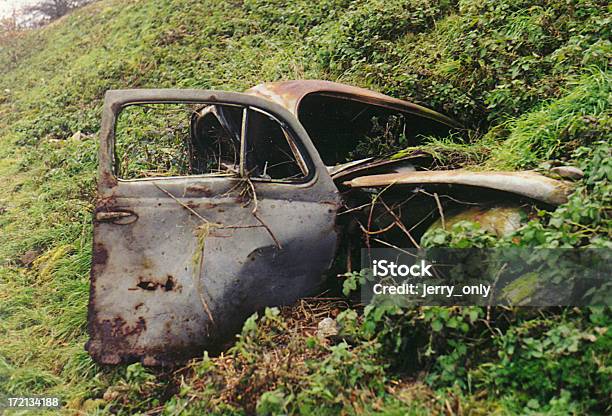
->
[0, 0, 609, 414]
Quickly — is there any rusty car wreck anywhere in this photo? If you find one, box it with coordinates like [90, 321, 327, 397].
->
[86, 80, 573, 365]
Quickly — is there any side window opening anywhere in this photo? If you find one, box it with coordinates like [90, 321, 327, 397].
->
[189, 105, 243, 175]
[113, 103, 308, 182]
[297, 93, 454, 166]
[115, 104, 192, 179]
[244, 108, 307, 181]
[114, 103, 243, 179]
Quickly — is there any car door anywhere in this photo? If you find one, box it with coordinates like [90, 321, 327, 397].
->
[86, 90, 341, 365]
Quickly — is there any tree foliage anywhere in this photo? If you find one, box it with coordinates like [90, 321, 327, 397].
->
[21, 0, 97, 26]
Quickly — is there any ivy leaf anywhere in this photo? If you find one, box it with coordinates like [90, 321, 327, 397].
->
[432, 320, 443, 332]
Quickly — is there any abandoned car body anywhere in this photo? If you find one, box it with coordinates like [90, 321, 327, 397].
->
[87, 81, 572, 365]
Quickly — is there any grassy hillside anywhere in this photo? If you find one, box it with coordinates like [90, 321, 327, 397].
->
[0, 0, 610, 414]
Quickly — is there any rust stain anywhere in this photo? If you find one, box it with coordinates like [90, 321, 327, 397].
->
[94, 316, 147, 351]
[91, 243, 108, 266]
[135, 275, 178, 292]
[94, 195, 118, 215]
[99, 170, 118, 189]
[186, 184, 214, 196]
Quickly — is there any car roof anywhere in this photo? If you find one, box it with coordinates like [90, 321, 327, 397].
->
[245, 80, 462, 129]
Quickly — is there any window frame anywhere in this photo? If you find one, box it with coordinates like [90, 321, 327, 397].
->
[241, 106, 311, 184]
[111, 102, 314, 184]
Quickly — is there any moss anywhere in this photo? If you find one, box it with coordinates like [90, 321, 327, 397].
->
[501, 272, 540, 304]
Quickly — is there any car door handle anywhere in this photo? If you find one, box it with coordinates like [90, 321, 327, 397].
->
[95, 210, 138, 224]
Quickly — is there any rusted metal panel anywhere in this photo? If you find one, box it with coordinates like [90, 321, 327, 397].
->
[245, 80, 462, 128]
[87, 90, 341, 366]
[343, 170, 572, 205]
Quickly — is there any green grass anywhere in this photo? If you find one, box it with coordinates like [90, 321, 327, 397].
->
[0, 0, 610, 414]
[486, 67, 611, 169]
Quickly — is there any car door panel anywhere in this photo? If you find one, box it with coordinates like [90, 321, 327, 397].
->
[87, 91, 340, 365]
